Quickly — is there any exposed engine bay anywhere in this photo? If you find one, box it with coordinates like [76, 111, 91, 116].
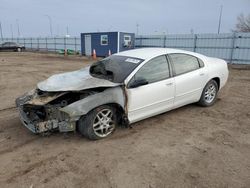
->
[16, 88, 102, 133]
[16, 66, 127, 134]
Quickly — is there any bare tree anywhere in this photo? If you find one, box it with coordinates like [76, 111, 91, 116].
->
[235, 14, 250, 32]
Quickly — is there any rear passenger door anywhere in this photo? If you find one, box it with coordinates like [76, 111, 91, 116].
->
[168, 53, 208, 108]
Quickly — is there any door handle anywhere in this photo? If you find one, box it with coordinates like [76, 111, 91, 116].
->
[166, 82, 173, 86]
[200, 73, 205, 76]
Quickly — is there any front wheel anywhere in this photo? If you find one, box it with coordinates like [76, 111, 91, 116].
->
[78, 105, 117, 140]
[17, 48, 21, 52]
[198, 80, 218, 107]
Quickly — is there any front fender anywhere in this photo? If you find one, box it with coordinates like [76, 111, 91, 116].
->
[60, 87, 125, 119]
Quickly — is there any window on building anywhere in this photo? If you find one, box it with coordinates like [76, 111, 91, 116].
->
[101, 35, 108, 45]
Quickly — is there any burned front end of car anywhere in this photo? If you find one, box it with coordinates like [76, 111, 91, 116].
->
[15, 65, 127, 135]
[15, 88, 94, 134]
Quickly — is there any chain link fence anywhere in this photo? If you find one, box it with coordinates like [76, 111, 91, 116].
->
[0, 37, 81, 53]
[135, 33, 250, 64]
[1, 33, 250, 64]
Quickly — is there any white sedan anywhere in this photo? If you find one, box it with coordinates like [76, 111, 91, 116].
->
[16, 48, 229, 140]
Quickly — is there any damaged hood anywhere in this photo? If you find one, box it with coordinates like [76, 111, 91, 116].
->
[37, 66, 120, 92]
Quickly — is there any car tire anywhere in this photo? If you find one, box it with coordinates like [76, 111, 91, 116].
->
[78, 105, 117, 140]
[17, 48, 21, 52]
[198, 80, 218, 107]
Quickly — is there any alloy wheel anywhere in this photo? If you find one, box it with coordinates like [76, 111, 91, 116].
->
[92, 109, 115, 137]
[204, 83, 216, 103]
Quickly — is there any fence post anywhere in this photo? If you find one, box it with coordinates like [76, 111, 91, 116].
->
[54, 37, 56, 52]
[229, 32, 236, 64]
[24, 38, 26, 47]
[75, 37, 77, 53]
[45, 37, 48, 51]
[193, 34, 197, 52]
[64, 37, 66, 50]
[37, 38, 39, 51]
[140, 36, 142, 47]
[163, 35, 166, 48]
[31, 38, 33, 49]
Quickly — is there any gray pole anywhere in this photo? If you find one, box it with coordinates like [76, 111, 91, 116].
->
[0, 22, 3, 40]
[45, 15, 53, 37]
[66, 26, 69, 35]
[10, 24, 13, 39]
[217, 5, 223, 34]
[16, 19, 20, 37]
[136, 23, 139, 35]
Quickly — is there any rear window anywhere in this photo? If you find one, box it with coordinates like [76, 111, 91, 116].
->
[169, 53, 200, 75]
[90, 55, 144, 83]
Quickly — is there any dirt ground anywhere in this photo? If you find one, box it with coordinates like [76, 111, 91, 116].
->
[0, 52, 249, 188]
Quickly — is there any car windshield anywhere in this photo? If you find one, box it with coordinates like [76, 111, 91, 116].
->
[90, 55, 144, 83]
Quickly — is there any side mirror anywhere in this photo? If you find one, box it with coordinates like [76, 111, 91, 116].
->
[128, 78, 148, 88]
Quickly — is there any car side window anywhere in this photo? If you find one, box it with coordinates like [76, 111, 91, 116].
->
[2, 42, 10, 47]
[132, 55, 170, 84]
[169, 53, 201, 76]
[10, 42, 17, 47]
[198, 58, 204, 67]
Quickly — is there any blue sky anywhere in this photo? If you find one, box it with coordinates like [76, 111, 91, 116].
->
[0, 0, 249, 37]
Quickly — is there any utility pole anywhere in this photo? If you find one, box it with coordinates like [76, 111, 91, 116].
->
[0, 21, 3, 40]
[217, 5, 223, 34]
[44, 15, 53, 37]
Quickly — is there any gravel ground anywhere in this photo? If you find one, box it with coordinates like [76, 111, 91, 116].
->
[0, 52, 249, 188]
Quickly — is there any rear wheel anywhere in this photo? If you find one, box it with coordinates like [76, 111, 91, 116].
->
[78, 105, 117, 140]
[17, 48, 21, 52]
[198, 80, 218, 107]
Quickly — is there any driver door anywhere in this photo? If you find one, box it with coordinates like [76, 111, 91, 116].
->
[126, 55, 175, 123]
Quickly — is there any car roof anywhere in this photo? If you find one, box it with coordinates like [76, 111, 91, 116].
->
[114, 48, 207, 60]
[2, 42, 18, 44]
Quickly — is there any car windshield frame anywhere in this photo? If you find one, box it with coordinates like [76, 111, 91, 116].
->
[89, 55, 144, 83]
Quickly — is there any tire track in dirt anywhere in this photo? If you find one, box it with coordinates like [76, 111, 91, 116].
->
[0, 52, 250, 188]
[4, 155, 58, 184]
[0, 137, 39, 156]
[3, 148, 77, 185]
[0, 106, 16, 112]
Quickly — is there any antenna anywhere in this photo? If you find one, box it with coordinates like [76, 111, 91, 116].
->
[217, 5, 223, 34]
